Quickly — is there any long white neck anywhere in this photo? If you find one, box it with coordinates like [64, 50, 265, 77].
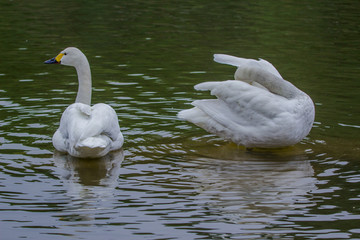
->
[74, 59, 92, 105]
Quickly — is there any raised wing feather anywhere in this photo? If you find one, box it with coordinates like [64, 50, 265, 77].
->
[214, 54, 282, 78]
[195, 80, 292, 123]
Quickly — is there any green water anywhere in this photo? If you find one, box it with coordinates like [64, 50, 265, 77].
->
[1, 0, 360, 239]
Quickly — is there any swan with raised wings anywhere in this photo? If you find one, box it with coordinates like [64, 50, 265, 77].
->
[44, 47, 124, 158]
[178, 54, 315, 148]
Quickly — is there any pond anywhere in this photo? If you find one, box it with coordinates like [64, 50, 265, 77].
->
[0, 0, 360, 239]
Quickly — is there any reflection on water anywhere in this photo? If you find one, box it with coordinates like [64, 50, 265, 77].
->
[51, 150, 124, 222]
[193, 156, 316, 226]
[53, 149, 124, 189]
[184, 144, 316, 235]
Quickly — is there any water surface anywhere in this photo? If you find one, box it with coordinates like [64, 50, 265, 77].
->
[1, 0, 360, 239]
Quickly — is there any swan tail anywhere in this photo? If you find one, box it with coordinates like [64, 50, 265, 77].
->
[178, 107, 220, 135]
[74, 137, 109, 158]
[214, 54, 248, 67]
[178, 100, 243, 144]
[178, 108, 202, 121]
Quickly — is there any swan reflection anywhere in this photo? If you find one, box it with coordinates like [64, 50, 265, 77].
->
[53, 149, 124, 200]
[190, 145, 317, 227]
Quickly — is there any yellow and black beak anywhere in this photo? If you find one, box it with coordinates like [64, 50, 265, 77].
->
[44, 53, 64, 64]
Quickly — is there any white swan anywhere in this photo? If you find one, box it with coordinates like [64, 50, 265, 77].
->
[44, 47, 124, 158]
[178, 54, 315, 148]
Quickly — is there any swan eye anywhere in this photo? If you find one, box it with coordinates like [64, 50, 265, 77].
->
[64, 52, 67, 55]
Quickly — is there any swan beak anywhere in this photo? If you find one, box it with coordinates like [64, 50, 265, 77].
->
[44, 53, 64, 64]
[44, 57, 58, 64]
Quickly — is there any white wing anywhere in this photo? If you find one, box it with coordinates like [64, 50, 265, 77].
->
[179, 80, 307, 148]
[214, 54, 283, 78]
[179, 54, 315, 148]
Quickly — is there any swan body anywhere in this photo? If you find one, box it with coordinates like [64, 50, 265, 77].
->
[45, 47, 124, 158]
[178, 54, 315, 148]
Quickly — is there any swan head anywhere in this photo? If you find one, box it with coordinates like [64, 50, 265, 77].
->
[44, 47, 87, 67]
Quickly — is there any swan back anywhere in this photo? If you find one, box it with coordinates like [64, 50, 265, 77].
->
[53, 103, 124, 158]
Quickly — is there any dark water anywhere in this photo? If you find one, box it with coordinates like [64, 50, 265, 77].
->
[1, 0, 360, 239]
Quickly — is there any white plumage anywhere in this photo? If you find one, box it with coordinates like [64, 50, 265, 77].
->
[178, 54, 315, 148]
[45, 47, 124, 158]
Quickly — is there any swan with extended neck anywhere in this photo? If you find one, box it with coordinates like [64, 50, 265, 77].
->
[44, 47, 124, 158]
[178, 54, 315, 148]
